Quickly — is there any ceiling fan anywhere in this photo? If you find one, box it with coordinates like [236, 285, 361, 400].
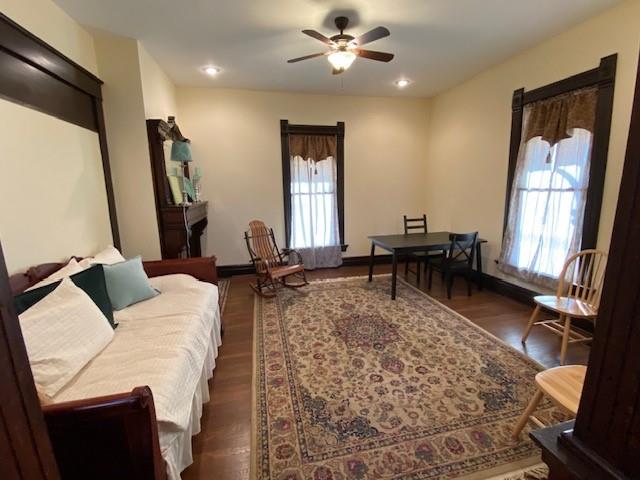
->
[287, 16, 394, 74]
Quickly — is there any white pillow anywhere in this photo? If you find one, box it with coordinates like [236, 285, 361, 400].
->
[28, 258, 84, 291]
[19, 278, 115, 398]
[79, 246, 125, 268]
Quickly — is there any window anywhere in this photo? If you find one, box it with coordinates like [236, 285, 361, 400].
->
[499, 56, 616, 289]
[290, 155, 340, 250]
[280, 120, 345, 269]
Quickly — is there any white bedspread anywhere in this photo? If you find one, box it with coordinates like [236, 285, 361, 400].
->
[54, 274, 222, 478]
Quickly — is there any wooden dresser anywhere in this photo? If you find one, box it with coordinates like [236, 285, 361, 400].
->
[146, 118, 209, 259]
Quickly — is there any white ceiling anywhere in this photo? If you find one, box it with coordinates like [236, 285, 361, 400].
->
[54, 0, 621, 97]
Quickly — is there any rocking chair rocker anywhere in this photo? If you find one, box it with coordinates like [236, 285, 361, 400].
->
[244, 220, 308, 297]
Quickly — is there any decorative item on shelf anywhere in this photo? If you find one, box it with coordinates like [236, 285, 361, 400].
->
[167, 175, 183, 205]
[182, 177, 196, 203]
[192, 167, 203, 202]
[170, 140, 193, 205]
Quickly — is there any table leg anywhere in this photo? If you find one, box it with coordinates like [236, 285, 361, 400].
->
[368, 243, 375, 282]
[476, 242, 484, 290]
[391, 251, 398, 300]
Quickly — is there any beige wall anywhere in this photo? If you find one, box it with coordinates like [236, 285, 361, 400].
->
[92, 32, 162, 260]
[177, 88, 431, 265]
[138, 44, 178, 120]
[0, 101, 113, 274]
[424, 0, 640, 291]
[0, 0, 113, 274]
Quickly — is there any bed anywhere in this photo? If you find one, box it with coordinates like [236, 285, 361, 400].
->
[10, 256, 221, 480]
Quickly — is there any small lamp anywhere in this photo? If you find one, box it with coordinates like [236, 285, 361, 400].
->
[170, 140, 193, 205]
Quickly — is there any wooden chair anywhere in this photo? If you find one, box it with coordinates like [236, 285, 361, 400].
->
[427, 232, 478, 299]
[512, 365, 586, 439]
[521, 249, 607, 365]
[402, 214, 444, 283]
[244, 220, 308, 297]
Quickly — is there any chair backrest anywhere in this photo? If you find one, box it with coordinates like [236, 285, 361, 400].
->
[446, 232, 478, 267]
[556, 249, 608, 308]
[245, 220, 282, 273]
[403, 214, 428, 234]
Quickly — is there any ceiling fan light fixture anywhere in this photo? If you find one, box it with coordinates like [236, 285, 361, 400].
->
[327, 50, 356, 71]
[203, 66, 221, 76]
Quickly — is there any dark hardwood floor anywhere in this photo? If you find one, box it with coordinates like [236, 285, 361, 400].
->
[182, 265, 590, 480]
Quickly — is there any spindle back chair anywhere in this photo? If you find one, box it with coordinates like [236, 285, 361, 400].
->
[244, 220, 307, 297]
[521, 249, 608, 364]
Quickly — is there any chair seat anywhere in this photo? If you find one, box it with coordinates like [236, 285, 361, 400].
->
[535, 365, 586, 415]
[534, 295, 598, 318]
[270, 264, 305, 279]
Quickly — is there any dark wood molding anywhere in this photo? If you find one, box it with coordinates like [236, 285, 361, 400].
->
[280, 120, 292, 247]
[0, 13, 120, 249]
[280, 119, 346, 248]
[0, 13, 101, 98]
[582, 54, 618, 250]
[0, 241, 61, 479]
[503, 54, 617, 249]
[532, 49, 640, 480]
[503, 88, 524, 234]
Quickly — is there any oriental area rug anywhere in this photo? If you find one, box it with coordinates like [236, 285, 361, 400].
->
[252, 276, 565, 479]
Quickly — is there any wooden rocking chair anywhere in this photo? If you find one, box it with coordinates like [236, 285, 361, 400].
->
[244, 220, 308, 297]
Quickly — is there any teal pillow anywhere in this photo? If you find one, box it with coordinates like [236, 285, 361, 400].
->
[103, 256, 159, 310]
[14, 264, 117, 329]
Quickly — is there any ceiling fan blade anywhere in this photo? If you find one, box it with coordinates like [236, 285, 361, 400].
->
[354, 26, 390, 46]
[356, 49, 394, 62]
[302, 29, 334, 45]
[287, 52, 327, 63]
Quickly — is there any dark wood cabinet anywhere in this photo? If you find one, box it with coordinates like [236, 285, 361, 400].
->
[146, 118, 209, 259]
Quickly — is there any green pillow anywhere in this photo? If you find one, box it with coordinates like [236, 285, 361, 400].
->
[14, 264, 117, 329]
[103, 256, 159, 310]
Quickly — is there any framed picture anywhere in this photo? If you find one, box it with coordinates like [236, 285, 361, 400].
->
[167, 175, 183, 205]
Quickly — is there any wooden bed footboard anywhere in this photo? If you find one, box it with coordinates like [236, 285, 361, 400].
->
[143, 256, 218, 285]
[43, 386, 167, 480]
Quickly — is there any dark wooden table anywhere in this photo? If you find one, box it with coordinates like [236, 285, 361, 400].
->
[368, 232, 487, 299]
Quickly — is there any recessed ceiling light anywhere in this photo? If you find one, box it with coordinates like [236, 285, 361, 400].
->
[203, 66, 221, 76]
[395, 79, 410, 88]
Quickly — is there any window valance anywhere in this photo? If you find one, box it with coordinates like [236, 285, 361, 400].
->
[524, 87, 598, 147]
[289, 134, 336, 162]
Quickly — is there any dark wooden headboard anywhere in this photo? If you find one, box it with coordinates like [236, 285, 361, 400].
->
[9, 256, 219, 296]
[9, 261, 68, 295]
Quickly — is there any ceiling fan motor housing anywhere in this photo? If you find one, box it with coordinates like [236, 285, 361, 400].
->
[334, 16, 349, 33]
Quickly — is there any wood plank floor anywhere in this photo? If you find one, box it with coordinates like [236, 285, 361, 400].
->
[182, 265, 590, 479]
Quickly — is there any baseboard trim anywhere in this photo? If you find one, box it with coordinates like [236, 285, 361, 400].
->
[341, 254, 393, 266]
[217, 264, 255, 278]
[217, 255, 393, 277]
[478, 273, 540, 306]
